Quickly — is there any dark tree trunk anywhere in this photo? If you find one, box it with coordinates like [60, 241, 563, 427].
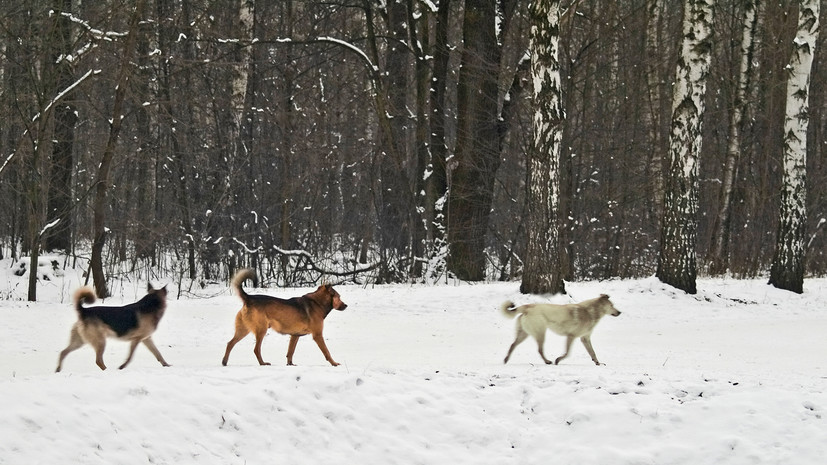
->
[447, 0, 502, 281]
[378, 0, 412, 255]
[426, 0, 452, 272]
[43, 0, 76, 253]
[90, 0, 144, 298]
[409, 0, 431, 278]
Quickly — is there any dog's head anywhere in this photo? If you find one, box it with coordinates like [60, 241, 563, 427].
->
[147, 283, 169, 301]
[599, 294, 621, 317]
[319, 283, 348, 311]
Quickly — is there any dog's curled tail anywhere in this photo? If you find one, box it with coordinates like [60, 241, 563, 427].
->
[500, 300, 519, 319]
[232, 268, 256, 302]
[74, 287, 97, 315]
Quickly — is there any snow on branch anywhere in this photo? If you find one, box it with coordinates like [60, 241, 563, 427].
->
[39, 218, 62, 237]
[33, 69, 99, 124]
[313, 37, 379, 73]
[56, 11, 127, 41]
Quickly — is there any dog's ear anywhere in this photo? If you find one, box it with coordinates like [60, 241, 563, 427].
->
[147, 282, 154, 292]
[600, 294, 610, 300]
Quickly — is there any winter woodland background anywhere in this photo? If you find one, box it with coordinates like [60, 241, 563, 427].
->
[1, 0, 826, 298]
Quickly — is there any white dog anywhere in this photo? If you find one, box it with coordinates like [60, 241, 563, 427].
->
[501, 294, 621, 365]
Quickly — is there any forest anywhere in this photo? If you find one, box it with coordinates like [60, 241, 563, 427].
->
[1, 0, 825, 299]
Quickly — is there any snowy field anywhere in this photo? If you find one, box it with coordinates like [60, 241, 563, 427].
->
[1, 260, 826, 464]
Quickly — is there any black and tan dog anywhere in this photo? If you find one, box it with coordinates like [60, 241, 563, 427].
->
[55, 285, 171, 372]
[222, 269, 347, 367]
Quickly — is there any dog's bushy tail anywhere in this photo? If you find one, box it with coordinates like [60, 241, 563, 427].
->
[74, 287, 97, 315]
[232, 268, 256, 302]
[500, 300, 519, 319]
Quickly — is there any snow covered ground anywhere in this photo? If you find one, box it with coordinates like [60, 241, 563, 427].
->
[1, 261, 826, 464]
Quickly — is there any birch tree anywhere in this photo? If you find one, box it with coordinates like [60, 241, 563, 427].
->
[708, 0, 762, 275]
[769, 0, 819, 294]
[656, 0, 715, 294]
[521, 0, 565, 295]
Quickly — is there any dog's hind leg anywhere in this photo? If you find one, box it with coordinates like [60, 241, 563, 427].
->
[533, 332, 554, 365]
[222, 313, 250, 366]
[252, 327, 271, 365]
[119, 339, 141, 369]
[554, 335, 576, 365]
[90, 338, 108, 370]
[503, 328, 529, 364]
[580, 336, 602, 365]
[142, 337, 171, 367]
[55, 325, 85, 372]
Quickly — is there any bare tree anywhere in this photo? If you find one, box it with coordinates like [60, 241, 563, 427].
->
[90, 0, 145, 298]
[708, 0, 763, 276]
[769, 0, 820, 293]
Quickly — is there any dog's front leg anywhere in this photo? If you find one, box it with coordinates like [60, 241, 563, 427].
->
[143, 337, 171, 367]
[580, 336, 603, 365]
[312, 332, 339, 366]
[286, 335, 300, 366]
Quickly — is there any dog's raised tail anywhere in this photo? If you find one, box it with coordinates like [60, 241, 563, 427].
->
[73, 287, 97, 315]
[232, 268, 256, 302]
[500, 300, 519, 319]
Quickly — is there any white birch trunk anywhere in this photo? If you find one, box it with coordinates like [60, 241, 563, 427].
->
[521, 0, 565, 295]
[656, 0, 715, 294]
[770, 0, 819, 293]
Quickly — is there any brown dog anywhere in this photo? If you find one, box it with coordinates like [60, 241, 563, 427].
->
[222, 269, 347, 367]
[56, 284, 171, 372]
